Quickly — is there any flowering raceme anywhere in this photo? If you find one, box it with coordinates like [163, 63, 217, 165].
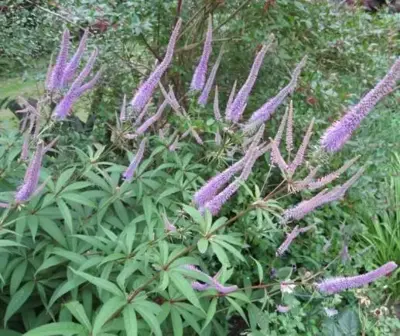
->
[316, 261, 398, 294]
[320, 57, 400, 152]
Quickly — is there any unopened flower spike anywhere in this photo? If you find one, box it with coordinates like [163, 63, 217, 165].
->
[270, 108, 288, 165]
[190, 15, 213, 91]
[245, 56, 307, 131]
[276, 226, 300, 256]
[213, 86, 222, 121]
[226, 80, 237, 115]
[15, 140, 45, 203]
[270, 138, 288, 173]
[131, 18, 182, 112]
[286, 100, 294, 156]
[198, 46, 224, 105]
[226, 43, 270, 122]
[321, 57, 400, 152]
[135, 99, 169, 135]
[287, 118, 314, 175]
[308, 156, 360, 190]
[122, 138, 146, 180]
[316, 261, 397, 295]
[292, 165, 319, 192]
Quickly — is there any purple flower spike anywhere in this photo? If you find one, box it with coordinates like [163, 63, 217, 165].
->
[122, 139, 146, 180]
[0, 203, 9, 208]
[192, 281, 210, 291]
[131, 18, 182, 112]
[214, 283, 238, 294]
[226, 44, 269, 122]
[135, 99, 169, 135]
[245, 56, 307, 131]
[75, 69, 102, 96]
[20, 132, 30, 161]
[15, 141, 45, 203]
[61, 29, 89, 86]
[213, 86, 222, 121]
[316, 261, 397, 295]
[276, 226, 300, 256]
[47, 29, 70, 91]
[321, 58, 400, 152]
[198, 47, 223, 106]
[190, 16, 213, 91]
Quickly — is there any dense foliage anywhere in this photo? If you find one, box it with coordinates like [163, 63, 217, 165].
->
[0, 1, 400, 335]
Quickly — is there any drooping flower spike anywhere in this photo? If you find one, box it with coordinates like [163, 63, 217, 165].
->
[321, 57, 400, 152]
[316, 261, 397, 295]
[190, 15, 213, 91]
[225, 42, 271, 122]
[131, 18, 182, 113]
[15, 140, 45, 203]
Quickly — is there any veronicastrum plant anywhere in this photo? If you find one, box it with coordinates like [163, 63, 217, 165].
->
[0, 11, 399, 336]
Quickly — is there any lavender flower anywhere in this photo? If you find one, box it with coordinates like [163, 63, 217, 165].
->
[270, 109, 288, 165]
[47, 29, 70, 91]
[194, 158, 246, 207]
[198, 47, 223, 106]
[292, 166, 319, 192]
[277, 305, 291, 313]
[61, 29, 89, 86]
[245, 56, 307, 131]
[15, 141, 45, 203]
[316, 261, 397, 295]
[75, 69, 102, 96]
[20, 132, 30, 161]
[122, 139, 146, 180]
[135, 99, 169, 135]
[270, 139, 288, 173]
[321, 58, 400, 152]
[225, 80, 237, 115]
[191, 281, 209, 291]
[134, 99, 152, 126]
[163, 213, 177, 232]
[131, 18, 182, 112]
[0, 203, 9, 208]
[308, 156, 359, 190]
[190, 16, 213, 91]
[213, 282, 238, 294]
[213, 86, 222, 121]
[225, 44, 269, 122]
[287, 118, 314, 175]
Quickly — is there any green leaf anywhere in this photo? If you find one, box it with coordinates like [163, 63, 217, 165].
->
[92, 296, 126, 336]
[61, 194, 96, 208]
[251, 257, 264, 285]
[64, 301, 92, 330]
[38, 217, 67, 247]
[70, 269, 123, 297]
[210, 242, 230, 266]
[169, 270, 202, 310]
[202, 298, 217, 331]
[213, 239, 245, 262]
[142, 196, 153, 239]
[134, 304, 162, 336]
[123, 304, 138, 336]
[10, 260, 28, 295]
[5, 281, 35, 326]
[226, 297, 248, 325]
[170, 308, 183, 336]
[182, 205, 205, 226]
[62, 182, 92, 193]
[0, 330, 22, 336]
[56, 199, 73, 233]
[338, 309, 360, 336]
[56, 168, 76, 193]
[48, 278, 86, 308]
[197, 238, 209, 254]
[23, 322, 86, 336]
[157, 187, 181, 203]
[0, 240, 25, 248]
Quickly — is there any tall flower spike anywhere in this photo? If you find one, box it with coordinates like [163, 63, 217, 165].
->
[131, 18, 182, 112]
[245, 56, 307, 131]
[134, 99, 152, 126]
[271, 108, 288, 165]
[20, 132, 30, 161]
[292, 165, 320, 192]
[61, 28, 89, 86]
[69, 48, 99, 92]
[194, 157, 246, 207]
[15, 141, 45, 203]
[213, 86, 222, 121]
[286, 100, 294, 156]
[135, 99, 169, 135]
[226, 44, 270, 122]
[47, 29, 70, 91]
[287, 118, 314, 175]
[75, 69, 102, 96]
[316, 261, 397, 295]
[123, 138, 146, 180]
[308, 156, 360, 190]
[198, 47, 223, 106]
[321, 57, 400, 152]
[190, 15, 213, 91]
